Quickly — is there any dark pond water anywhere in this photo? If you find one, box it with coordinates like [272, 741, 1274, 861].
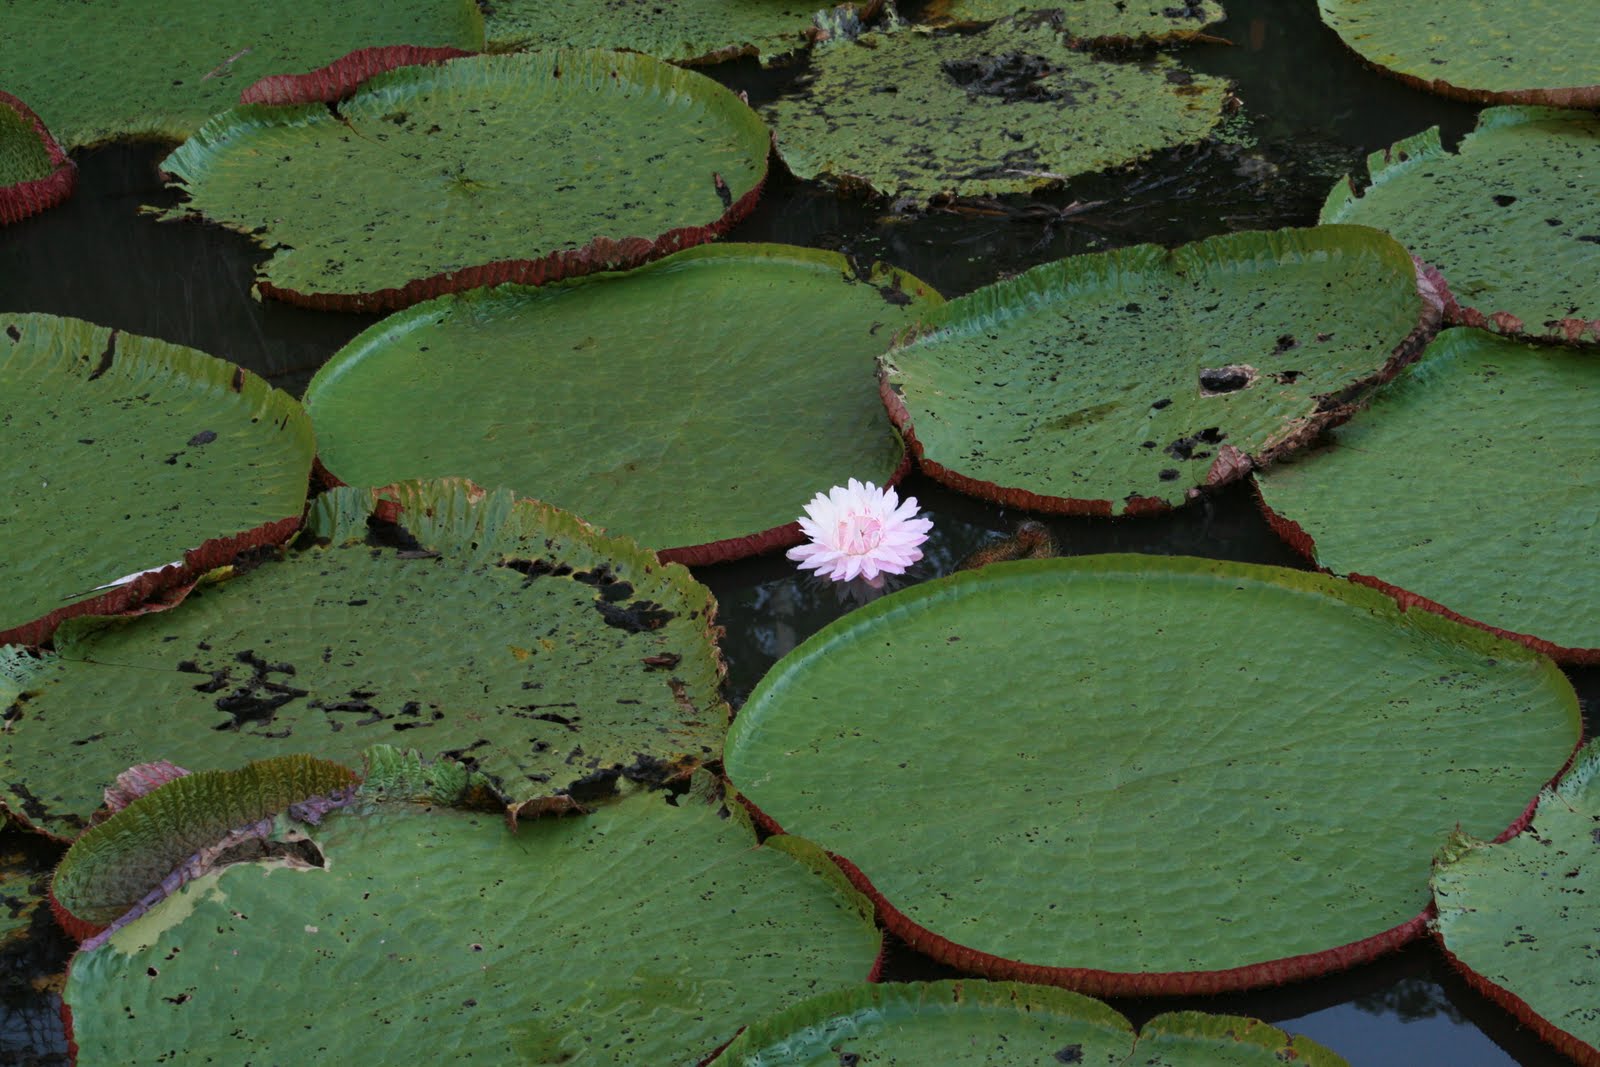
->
[0, 0, 1593, 1063]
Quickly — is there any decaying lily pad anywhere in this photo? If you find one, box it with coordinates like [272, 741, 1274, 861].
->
[157, 50, 770, 311]
[0, 480, 728, 838]
[0, 0, 484, 148]
[1255, 328, 1599, 663]
[1317, 0, 1600, 106]
[880, 225, 1436, 514]
[0, 91, 74, 225]
[709, 981, 1348, 1066]
[723, 555, 1581, 994]
[63, 771, 881, 1063]
[50, 755, 358, 940]
[304, 243, 939, 563]
[926, 0, 1227, 42]
[1322, 107, 1600, 344]
[1432, 739, 1600, 1065]
[762, 16, 1231, 201]
[483, 0, 822, 62]
[0, 312, 316, 647]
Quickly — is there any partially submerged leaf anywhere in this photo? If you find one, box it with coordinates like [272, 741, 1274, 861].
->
[0, 313, 316, 647]
[1255, 328, 1599, 663]
[1322, 107, 1600, 344]
[724, 555, 1581, 993]
[483, 0, 821, 63]
[0, 90, 74, 225]
[50, 755, 358, 940]
[1316, 0, 1600, 106]
[158, 50, 771, 311]
[1432, 740, 1600, 1064]
[881, 226, 1436, 514]
[0, 481, 728, 837]
[63, 779, 881, 1063]
[304, 243, 940, 562]
[0, 0, 484, 148]
[762, 17, 1231, 201]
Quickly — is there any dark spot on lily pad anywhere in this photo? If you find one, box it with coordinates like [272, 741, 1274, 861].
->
[186, 430, 217, 446]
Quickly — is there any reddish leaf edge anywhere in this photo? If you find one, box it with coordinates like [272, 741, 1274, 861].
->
[1250, 480, 1600, 666]
[1320, 33, 1600, 110]
[0, 513, 303, 651]
[1427, 259, 1600, 347]
[238, 45, 479, 106]
[736, 752, 1577, 999]
[253, 174, 767, 313]
[879, 255, 1441, 518]
[1433, 939, 1600, 1065]
[0, 90, 76, 226]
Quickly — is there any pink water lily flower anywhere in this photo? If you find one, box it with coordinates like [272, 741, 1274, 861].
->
[787, 479, 933, 585]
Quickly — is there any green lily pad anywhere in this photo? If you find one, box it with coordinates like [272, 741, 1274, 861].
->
[483, 0, 820, 62]
[63, 772, 881, 1064]
[1316, 0, 1600, 106]
[157, 50, 770, 311]
[0, 312, 316, 647]
[1254, 328, 1599, 663]
[1321, 107, 1600, 345]
[0, 0, 484, 149]
[304, 244, 939, 562]
[926, 0, 1227, 42]
[0, 480, 728, 838]
[1131, 1012, 1350, 1066]
[1432, 739, 1600, 1064]
[880, 226, 1435, 515]
[723, 555, 1581, 994]
[0, 90, 74, 225]
[761, 17, 1231, 202]
[50, 755, 358, 939]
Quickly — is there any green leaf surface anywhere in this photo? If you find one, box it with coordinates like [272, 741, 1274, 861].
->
[762, 18, 1231, 201]
[1432, 739, 1600, 1063]
[484, 0, 820, 62]
[881, 226, 1432, 514]
[0, 94, 51, 185]
[158, 51, 770, 311]
[0, 0, 484, 148]
[1321, 107, 1600, 345]
[0, 313, 316, 647]
[723, 555, 1580, 992]
[64, 779, 881, 1063]
[1129, 1012, 1349, 1066]
[1255, 328, 1599, 660]
[304, 244, 939, 561]
[1, 481, 728, 837]
[0, 89, 75, 226]
[1316, 0, 1600, 106]
[927, 0, 1227, 41]
[51, 755, 357, 936]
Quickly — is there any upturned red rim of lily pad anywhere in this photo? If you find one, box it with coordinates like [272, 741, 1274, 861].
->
[1250, 480, 1600, 666]
[216, 48, 769, 314]
[0, 90, 76, 226]
[735, 762, 1566, 997]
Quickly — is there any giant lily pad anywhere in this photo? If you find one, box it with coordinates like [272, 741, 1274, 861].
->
[157, 50, 770, 311]
[303, 244, 939, 563]
[1254, 328, 1599, 663]
[709, 982, 1348, 1066]
[483, 0, 821, 62]
[1322, 107, 1600, 345]
[761, 17, 1232, 202]
[0, 0, 484, 149]
[723, 555, 1581, 994]
[0, 312, 316, 647]
[1432, 739, 1600, 1064]
[926, 0, 1227, 42]
[63, 771, 881, 1063]
[0, 90, 74, 225]
[880, 226, 1436, 515]
[0, 480, 728, 838]
[1316, 0, 1600, 106]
